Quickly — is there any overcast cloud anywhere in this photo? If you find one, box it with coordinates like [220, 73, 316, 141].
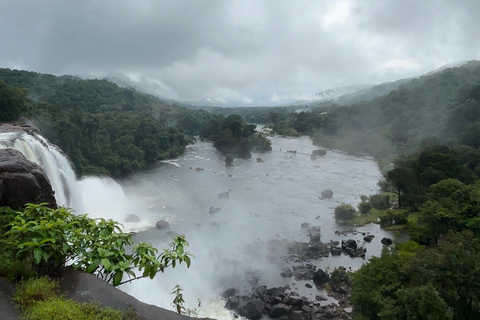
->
[1, 0, 479, 105]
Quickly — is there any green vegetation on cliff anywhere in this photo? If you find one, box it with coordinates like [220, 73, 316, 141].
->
[0, 68, 271, 177]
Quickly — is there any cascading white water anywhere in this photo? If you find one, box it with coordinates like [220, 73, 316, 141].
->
[0, 131, 81, 208]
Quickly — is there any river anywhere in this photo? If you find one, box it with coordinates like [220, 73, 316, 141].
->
[77, 134, 394, 318]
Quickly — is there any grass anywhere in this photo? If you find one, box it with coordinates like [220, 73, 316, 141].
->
[353, 208, 409, 227]
[13, 277, 145, 320]
[353, 208, 387, 226]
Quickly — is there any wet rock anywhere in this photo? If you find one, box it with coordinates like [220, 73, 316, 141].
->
[292, 265, 315, 280]
[208, 206, 222, 214]
[330, 246, 342, 256]
[218, 191, 230, 199]
[123, 214, 140, 223]
[288, 241, 309, 256]
[320, 190, 333, 199]
[313, 268, 328, 286]
[155, 220, 170, 229]
[300, 222, 309, 229]
[341, 239, 357, 251]
[269, 304, 291, 318]
[308, 242, 329, 257]
[306, 226, 321, 242]
[280, 267, 293, 278]
[239, 299, 265, 320]
[0, 148, 56, 209]
[222, 288, 237, 299]
[225, 296, 239, 310]
[305, 283, 312, 289]
[267, 287, 286, 299]
[364, 235, 375, 242]
[316, 295, 328, 301]
[381, 237, 393, 245]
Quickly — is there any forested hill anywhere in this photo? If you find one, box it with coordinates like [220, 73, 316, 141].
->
[0, 68, 187, 120]
[258, 60, 480, 165]
[0, 68, 271, 177]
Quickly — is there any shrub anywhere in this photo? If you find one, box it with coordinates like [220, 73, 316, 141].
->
[13, 277, 59, 310]
[358, 201, 372, 214]
[330, 267, 350, 286]
[369, 194, 391, 210]
[334, 203, 356, 221]
[3, 203, 193, 286]
[23, 299, 123, 320]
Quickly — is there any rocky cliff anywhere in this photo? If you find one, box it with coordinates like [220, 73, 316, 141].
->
[0, 148, 56, 209]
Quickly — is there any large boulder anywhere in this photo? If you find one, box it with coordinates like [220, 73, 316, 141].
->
[313, 268, 329, 286]
[239, 299, 265, 320]
[0, 148, 56, 209]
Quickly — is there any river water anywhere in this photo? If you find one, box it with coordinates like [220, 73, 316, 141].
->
[78, 135, 395, 318]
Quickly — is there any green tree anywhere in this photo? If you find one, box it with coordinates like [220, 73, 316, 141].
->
[334, 203, 356, 222]
[0, 80, 27, 121]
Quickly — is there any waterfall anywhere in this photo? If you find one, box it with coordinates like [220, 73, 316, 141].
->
[0, 131, 81, 209]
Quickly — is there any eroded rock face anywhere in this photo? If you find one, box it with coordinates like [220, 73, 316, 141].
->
[0, 148, 56, 209]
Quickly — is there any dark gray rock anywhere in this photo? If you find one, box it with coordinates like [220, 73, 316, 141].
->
[320, 190, 333, 199]
[240, 299, 265, 320]
[280, 267, 293, 278]
[222, 288, 237, 299]
[208, 206, 222, 214]
[364, 235, 374, 242]
[341, 239, 357, 250]
[155, 220, 170, 229]
[381, 237, 393, 245]
[0, 148, 56, 209]
[292, 265, 315, 280]
[57, 267, 210, 320]
[269, 304, 291, 318]
[225, 296, 239, 310]
[313, 268, 329, 286]
[300, 222, 309, 228]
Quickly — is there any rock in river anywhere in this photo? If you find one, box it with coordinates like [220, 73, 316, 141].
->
[320, 189, 333, 199]
[155, 220, 170, 229]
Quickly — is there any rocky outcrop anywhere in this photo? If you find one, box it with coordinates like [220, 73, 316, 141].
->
[57, 268, 211, 320]
[0, 148, 56, 209]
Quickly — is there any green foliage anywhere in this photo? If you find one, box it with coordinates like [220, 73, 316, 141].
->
[202, 114, 272, 159]
[2, 203, 193, 286]
[13, 277, 59, 310]
[334, 203, 356, 222]
[379, 209, 408, 227]
[352, 232, 480, 320]
[13, 277, 144, 320]
[22, 298, 124, 320]
[330, 267, 350, 286]
[171, 285, 200, 317]
[0, 79, 27, 121]
[358, 201, 372, 214]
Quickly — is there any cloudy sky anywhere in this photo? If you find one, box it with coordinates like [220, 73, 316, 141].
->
[1, 0, 479, 105]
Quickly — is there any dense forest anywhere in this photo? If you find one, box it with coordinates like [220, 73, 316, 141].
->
[0, 69, 271, 177]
